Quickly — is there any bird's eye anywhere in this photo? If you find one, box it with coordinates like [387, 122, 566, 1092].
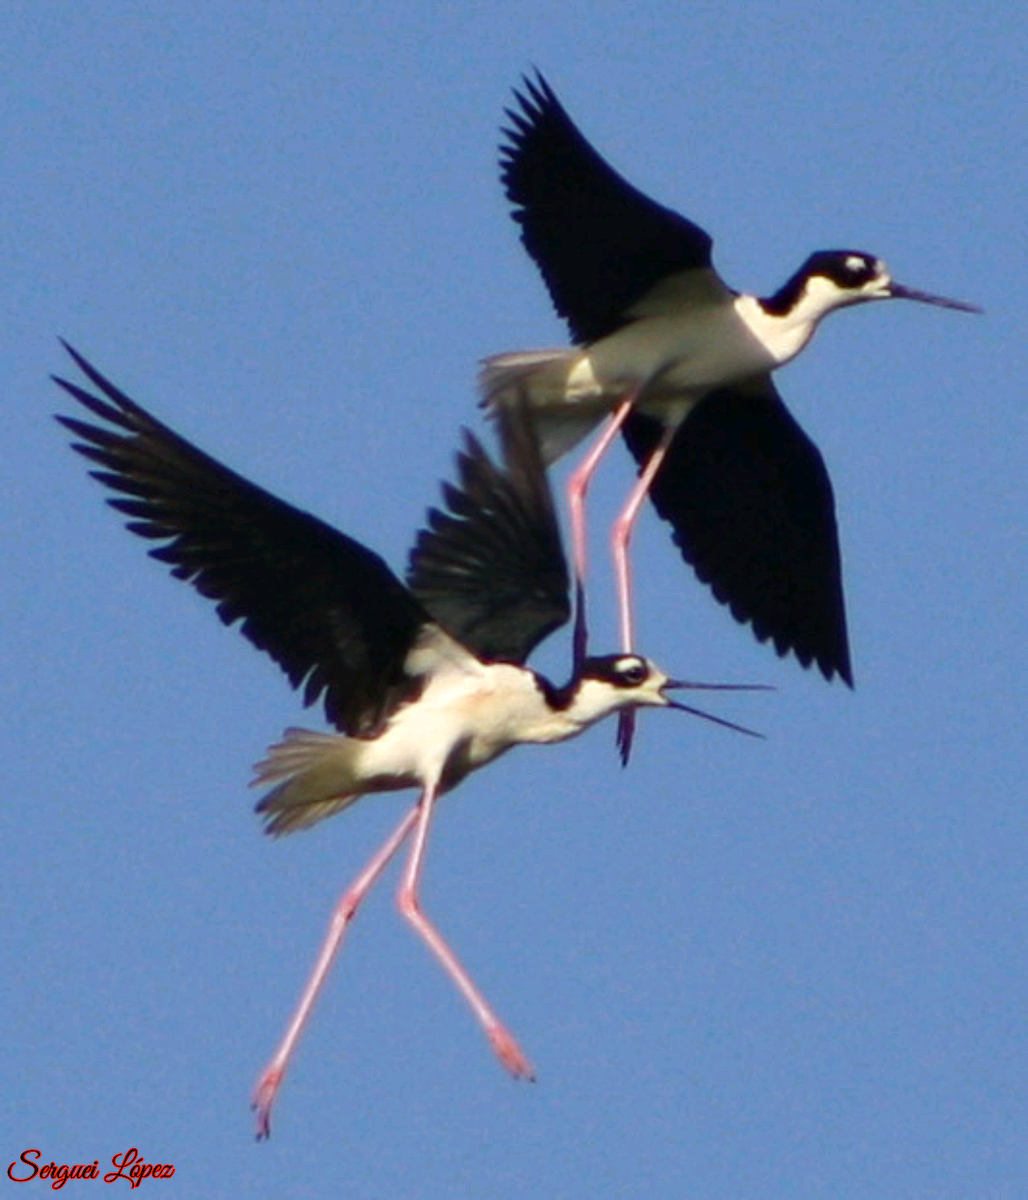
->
[842, 254, 876, 283]
[615, 657, 648, 686]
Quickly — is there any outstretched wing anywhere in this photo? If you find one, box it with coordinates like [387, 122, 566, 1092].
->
[500, 71, 714, 345]
[623, 381, 852, 686]
[408, 402, 570, 664]
[54, 342, 437, 735]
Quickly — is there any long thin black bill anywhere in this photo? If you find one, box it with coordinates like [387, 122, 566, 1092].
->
[665, 698, 765, 739]
[665, 680, 775, 692]
[888, 283, 982, 313]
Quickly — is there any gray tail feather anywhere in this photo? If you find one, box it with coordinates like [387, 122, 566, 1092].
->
[252, 728, 365, 836]
[478, 351, 601, 465]
[477, 348, 572, 408]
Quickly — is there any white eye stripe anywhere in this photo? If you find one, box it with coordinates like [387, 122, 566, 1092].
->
[613, 654, 645, 673]
[609, 655, 649, 687]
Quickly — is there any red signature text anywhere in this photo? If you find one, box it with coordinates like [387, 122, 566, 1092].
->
[8, 1148, 175, 1190]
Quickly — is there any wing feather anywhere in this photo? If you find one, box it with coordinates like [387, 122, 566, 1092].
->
[501, 71, 714, 344]
[623, 382, 852, 685]
[55, 342, 433, 734]
[408, 402, 570, 663]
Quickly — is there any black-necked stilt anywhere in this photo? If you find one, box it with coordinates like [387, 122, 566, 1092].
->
[54, 342, 760, 1139]
[483, 71, 980, 696]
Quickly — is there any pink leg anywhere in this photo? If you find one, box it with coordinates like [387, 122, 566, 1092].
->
[567, 392, 638, 590]
[612, 423, 678, 653]
[612, 423, 677, 767]
[397, 783, 535, 1080]
[251, 804, 421, 1141]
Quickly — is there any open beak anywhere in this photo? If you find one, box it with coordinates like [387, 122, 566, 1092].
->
[887, 282, 982, 313]
[617, 678, 770, 771]
[662, 678, 770, 740]
[664, 697, 764, 738]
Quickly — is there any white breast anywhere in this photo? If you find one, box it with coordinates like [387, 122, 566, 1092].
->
[359, 662, 563, 788]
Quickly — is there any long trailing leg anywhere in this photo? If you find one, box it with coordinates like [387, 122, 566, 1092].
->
[613, 421, 679, 653]
[566, 390, 639, 620]
[613, 421, 679, 765]
[251, 803, 420, 1140]
[397, 782, 534, 1080]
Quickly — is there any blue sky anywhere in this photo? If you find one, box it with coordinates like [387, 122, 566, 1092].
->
[3, 3, 1025, 1197]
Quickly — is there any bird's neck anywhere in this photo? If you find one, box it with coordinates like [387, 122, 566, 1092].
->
[735, 291, 825, 367]
[542, 674, 631, 735]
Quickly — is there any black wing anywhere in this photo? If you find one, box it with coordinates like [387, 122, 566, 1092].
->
[408, 402, 570, 664]
[501, 71, 714, 345]
[623, 383, 853, 686]
[54, 342, 433, 735]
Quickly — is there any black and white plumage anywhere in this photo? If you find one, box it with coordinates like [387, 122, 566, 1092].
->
[54, 341, 757, 1139]
[483, 72, 980, 688]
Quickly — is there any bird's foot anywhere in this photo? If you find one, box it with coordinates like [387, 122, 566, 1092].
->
[251, 1066, 285, 1142]
[487, 1024, 536, 1081]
